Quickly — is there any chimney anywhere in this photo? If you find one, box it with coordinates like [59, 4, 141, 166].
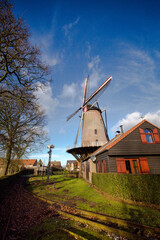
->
[120, 125, 124, 134]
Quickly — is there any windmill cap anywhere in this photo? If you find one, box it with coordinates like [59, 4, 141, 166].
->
[86, 104, 102, 112]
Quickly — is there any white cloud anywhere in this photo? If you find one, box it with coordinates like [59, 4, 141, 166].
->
[60, 82, 77, 100]
[87, 55, 104, 89]
[63, 17, 80, 36]
[144, 111, 160, 127]
[88, 55, 100, 70]
[54, 147, 66, 151]
[85, 42, 91, 58]
[39, 32, 53, 49]
[111, 110, 160, 133]
[114, 46, 156, 92]
[59, 128, 66, 134]
[78, 55, 106, 104]
[35, 82, 59, 117]
[111, 112, 142, 133]
[31, 29, 61, 67]
[29, 153, 49, 159]
[155, 50, 160, 58]
[42, 53, 59, 66]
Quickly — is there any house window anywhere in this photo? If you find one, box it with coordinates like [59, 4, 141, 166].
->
[144, 129, 154, 143]
[139, 128, 160, 144]
[94, 129, 97, 134]
[132, 160, 139, 174]
[125, 160, 132, 173]
[116, 158, 149, 174]
[124, 160, 139, 174]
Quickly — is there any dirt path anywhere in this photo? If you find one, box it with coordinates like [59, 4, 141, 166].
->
[0, 176, 58, 240]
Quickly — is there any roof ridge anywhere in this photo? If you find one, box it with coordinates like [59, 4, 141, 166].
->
[91, 133, 123, 156]
[91, 119, 152, 156]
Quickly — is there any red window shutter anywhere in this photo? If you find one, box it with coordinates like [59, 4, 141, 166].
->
[139, 128, 147, 143]
[98, 161, 101, 173]
[139, 158, 150, 174]
[116, 158, 126, 173]
[103, 160, 107, 173]
[153, 128, 160, 144]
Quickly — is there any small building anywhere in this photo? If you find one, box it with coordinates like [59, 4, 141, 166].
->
[19, 159, 48, 175]
[34, 166, 47, 175]
[66, 160, 78, 171]
[19, 159, 37, 169]
[50, 161, 62, 170]
[82, 120, 160, 182]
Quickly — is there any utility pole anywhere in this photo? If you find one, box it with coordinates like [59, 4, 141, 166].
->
[47, 145, 54, 184]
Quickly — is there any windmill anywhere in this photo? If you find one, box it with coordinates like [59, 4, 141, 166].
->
[67, 76, 112, 162]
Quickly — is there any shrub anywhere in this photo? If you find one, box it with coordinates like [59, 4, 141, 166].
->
[92, 173, 160, 205]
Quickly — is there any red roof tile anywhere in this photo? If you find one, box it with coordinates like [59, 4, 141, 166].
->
[19, 159, 37, 166]
[50, 161, 61, 167]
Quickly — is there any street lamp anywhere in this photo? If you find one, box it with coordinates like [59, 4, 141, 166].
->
[47, 144, 54, 184]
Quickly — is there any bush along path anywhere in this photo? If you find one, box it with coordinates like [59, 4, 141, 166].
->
[25, 175, 160, 240]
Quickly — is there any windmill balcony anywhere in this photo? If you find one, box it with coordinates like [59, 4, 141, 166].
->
[66, 141, 107, 151]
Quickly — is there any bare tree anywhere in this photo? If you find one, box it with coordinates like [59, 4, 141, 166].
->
[0, 1, 51, 175]
[0, 0, 49, 95]
[0, 90, 48, 175]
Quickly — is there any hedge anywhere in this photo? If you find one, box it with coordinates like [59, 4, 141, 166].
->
[92, 173, 160, 205]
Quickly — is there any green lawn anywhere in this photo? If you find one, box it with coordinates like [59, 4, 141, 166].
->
[28, 174, 160, 228]
[25, 216, 112, 240]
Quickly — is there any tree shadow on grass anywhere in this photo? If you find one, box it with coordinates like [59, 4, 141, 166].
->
[120, 201, 160, 238]
[53, 178, 74, 184]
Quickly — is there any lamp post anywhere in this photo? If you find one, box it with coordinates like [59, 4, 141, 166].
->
[47, 144, 54, 184]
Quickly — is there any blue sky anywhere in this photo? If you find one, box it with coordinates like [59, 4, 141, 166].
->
[13, 0, 160, 166]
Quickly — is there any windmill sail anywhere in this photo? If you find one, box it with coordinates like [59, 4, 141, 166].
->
[82, 76, 112, 107]
[67, 76, 112, 121]
[83, 76, 89, 104]
[67, 106, 82, 121]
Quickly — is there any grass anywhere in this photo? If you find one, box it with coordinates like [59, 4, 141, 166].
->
[24, 215, 112, 240]
[28, 175, 160, 228]
[1, 173, 160, 239]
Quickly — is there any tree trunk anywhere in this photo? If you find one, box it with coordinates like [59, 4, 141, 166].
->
[4, 147, 12, 176]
